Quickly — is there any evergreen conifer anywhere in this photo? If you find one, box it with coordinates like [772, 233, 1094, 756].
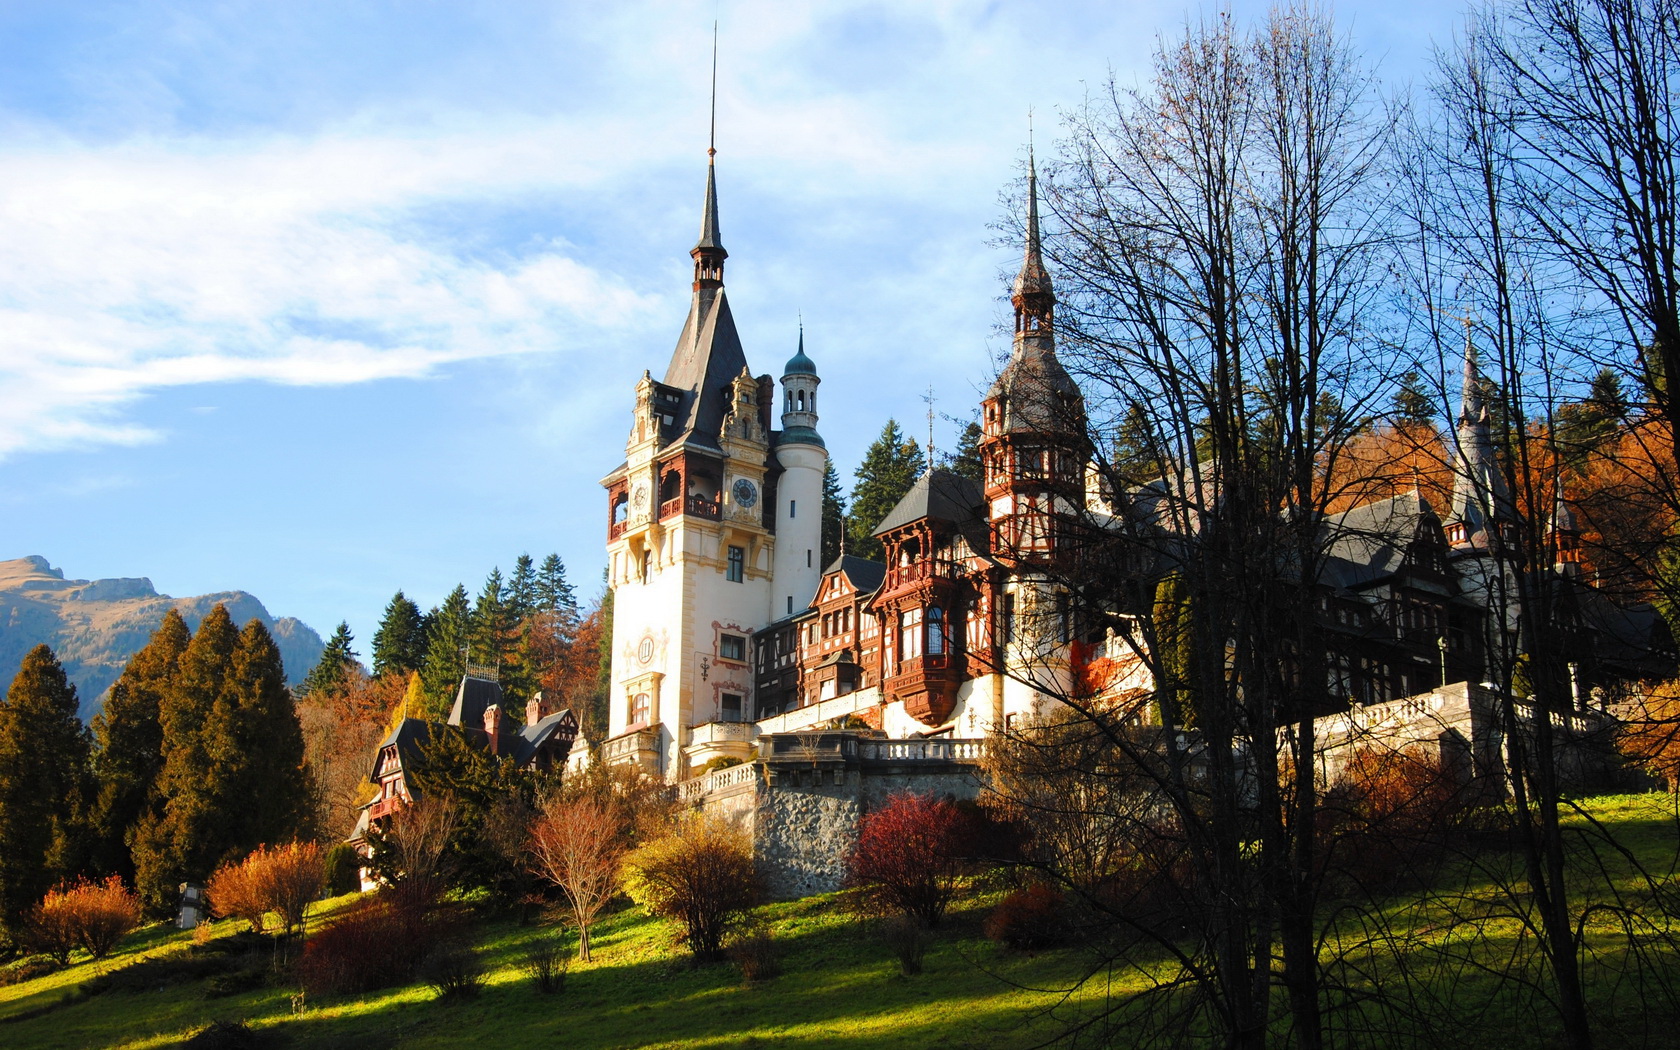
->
[301, 622, 358, 696]
[371, 591, 427, 677]
[219, 619, 310, 848]
[91, 610, 189, 880]
[508, 554, 538, 621]
[0, 645, 93, 934]
[536, 554, 577, 615]
[846, 419, 926, 560]
[1393, 371, 1438, 427]
[950, 420, 985, 484]
[820, 461, 848, 567]
[133, 604, 239, 910]
[471, 569, 514, 668]
[419, 586, 472, 719]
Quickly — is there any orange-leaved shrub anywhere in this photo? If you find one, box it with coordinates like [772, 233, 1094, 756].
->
[1320, 745, 1467, 890]
[845, 792, 974, 928]
[27, 877, 142, 964]
[207, 842, 326, 935]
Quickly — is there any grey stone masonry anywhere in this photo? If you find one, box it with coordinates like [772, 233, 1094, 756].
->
[679, 731, 985, 900]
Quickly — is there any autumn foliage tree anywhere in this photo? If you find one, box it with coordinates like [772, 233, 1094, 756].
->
[528, 797, 626, 961]
[207, 843, 325, 936]
[845, 792, 973, 929]
[623, 814, 758, 963]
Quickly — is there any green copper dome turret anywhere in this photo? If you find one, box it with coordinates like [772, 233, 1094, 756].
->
[784, 326, 817, 377]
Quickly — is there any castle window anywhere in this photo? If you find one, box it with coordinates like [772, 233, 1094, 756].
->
[927, 606, 946, 656]
[899, 608, 923, 660]
[721, 693, 743, 722]
[807, 549, 812, 568]
[720, 634, 746, 662]
[630, 693, 650, 726]
[790, 499, 797, 518]
[727, 546, 745, 582]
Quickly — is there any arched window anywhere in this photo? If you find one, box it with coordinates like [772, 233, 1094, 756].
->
[630, 693, 650, 726]
[612, 494, 629, 524]
[927, 606, 945, 656]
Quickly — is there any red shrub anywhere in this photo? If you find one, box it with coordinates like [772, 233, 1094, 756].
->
[984, 883, 1069, 950]
[297, 897, 449, 996]
[845, 792, 973, 928]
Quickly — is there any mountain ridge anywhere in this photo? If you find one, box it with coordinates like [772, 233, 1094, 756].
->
[0, 555, 324, 719]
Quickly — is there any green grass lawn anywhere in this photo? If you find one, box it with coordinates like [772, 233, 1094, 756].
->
[5, 793, 1680, 1050]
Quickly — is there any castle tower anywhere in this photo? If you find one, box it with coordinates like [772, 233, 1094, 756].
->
[600, 152, 773, 779]
[1446, 332, 1513, 550]
[978, 150, 1089, 568]
[770, 327, 827, 620]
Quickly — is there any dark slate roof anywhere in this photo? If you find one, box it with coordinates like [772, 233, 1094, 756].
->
[448, 674, 504, 731]
[696, 160, 724, 253]
[662, 289, 748, 450]
[984, 340, 1083, 436]
[1320, 491, 1439, 590]
[823, 554, 886, 595]
[368, 717, 433, 789]
[872, 469, 986, 536]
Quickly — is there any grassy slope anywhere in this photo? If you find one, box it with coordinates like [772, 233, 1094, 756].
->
[4, 793, 1680, 1050]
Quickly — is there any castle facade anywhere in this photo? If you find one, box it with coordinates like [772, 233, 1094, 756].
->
[597, 151, 1663, 785]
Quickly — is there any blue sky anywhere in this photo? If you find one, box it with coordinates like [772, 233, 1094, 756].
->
[0, 0, 1468, 661]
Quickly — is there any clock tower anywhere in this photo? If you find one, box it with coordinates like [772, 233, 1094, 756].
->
[599, 151, 782, 779]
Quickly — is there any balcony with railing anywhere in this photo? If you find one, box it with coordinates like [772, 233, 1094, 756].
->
[882, 560, 959, 592]
[688, 720, 759, 748]
[601, 726, 661, 769]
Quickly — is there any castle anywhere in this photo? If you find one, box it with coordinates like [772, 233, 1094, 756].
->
[593, 147, 1666, 788]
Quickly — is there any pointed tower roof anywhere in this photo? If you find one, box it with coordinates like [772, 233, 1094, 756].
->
[1447, 328, 1513, 547]
[662, 155, 748, 450]
[987, 147, 1083, 438]
[696, 157, 725, 253]
[1012, 148, 1054, 303]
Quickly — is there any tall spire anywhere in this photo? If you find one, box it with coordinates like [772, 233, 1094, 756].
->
[1011, 142, 1055, 328]
[1448, 320, 1512, 547]
[692, 23, 726, 290]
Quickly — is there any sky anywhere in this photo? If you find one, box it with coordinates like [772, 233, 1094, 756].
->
[0, 0, 1472, 662]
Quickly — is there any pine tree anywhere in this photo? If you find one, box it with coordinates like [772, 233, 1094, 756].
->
[0, 645, 93, 933]
[217, 619, 310, 849]
[1556, 368, 1628, 468]
[820, 461, 848, 567]
[508, 554, 538, 621]
[419, 586, 472, 719]
[471, 569, 514, 668]
[1393, 371, 1438, 427]
[91, 609, 189, 880]
[133, 604, 239, 911]
[301, 622, 358, 696]
[536, 554, 578, 615]
[846, 419, 926, 560]
[950, 420, 985, 484]
[371, 591, 427, 678]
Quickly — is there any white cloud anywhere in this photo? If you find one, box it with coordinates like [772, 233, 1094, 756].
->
[0, 124, 667, 458]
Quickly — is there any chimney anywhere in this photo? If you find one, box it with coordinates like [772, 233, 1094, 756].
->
[527, 691, 547, 727]
[483, 704, 503, 754]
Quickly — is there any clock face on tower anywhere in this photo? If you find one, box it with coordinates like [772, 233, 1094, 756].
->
[732, 478, 758, 509]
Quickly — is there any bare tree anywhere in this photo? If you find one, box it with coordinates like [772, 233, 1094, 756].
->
[528, 796, 626, 961]
[1003, 7, 1400, 1048]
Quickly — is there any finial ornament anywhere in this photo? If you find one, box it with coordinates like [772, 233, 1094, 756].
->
[709, 22, 718, 159]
